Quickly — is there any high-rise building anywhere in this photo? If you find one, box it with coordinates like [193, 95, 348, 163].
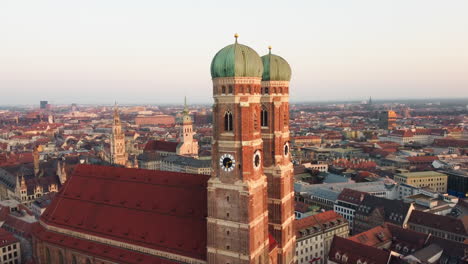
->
[40, 101, 48, 109]
[260, 46, 295, 264]
[378, 110, 397, 130]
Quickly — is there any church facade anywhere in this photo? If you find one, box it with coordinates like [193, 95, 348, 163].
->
[32, 35, 295, 264]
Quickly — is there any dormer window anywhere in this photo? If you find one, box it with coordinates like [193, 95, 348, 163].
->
[335, 252, 341, 260]
[342, 254, 348, 263]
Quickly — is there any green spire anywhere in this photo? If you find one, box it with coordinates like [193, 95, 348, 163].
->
[183, 96, 188, 114]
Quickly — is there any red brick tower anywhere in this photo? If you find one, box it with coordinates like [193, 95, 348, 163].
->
[207, 35, 270, 264]
[260, 47, 295, 264]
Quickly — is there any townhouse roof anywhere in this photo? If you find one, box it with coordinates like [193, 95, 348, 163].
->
[356, 196, 412, 226]
[408, 210, 468, 236]
[337, 188, 368, 205]
[328, 236, 391, 264]
[144, 140, 178, 153]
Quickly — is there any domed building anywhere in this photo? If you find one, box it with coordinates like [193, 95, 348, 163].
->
[32, 35, 294, 264]
[261, 48, 292, 82]
[211, 35, 263, 79]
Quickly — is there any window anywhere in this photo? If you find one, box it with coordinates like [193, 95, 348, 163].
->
[254, 112, 258, 130]
[58, 251, 64, 264]
[224, 111, 233, 131]
[222, 86, 226, 94]
[261, 107, 268, 127]
[46, 248, 51, 264]
[228, 85, 233, 94]
[264, 87, 269, 94]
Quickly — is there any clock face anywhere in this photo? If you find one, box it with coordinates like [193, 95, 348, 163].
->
[253, 150, 261, 169]
[219, 154, 235, 172]
[284, 142, 290, 157]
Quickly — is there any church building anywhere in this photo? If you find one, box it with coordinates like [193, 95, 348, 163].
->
[32, 35, 295, 264]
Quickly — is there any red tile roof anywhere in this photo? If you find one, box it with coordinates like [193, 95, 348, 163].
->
[295, 211, 346, 239]
[408, 210, 468, 236]
[349, 224, 392, 247]
[328, 236, 391, 264]
[144, 140, 178, 153]
[33, 224, 180, 264]
[406, 156, 439, 164]
[0, 228, 18, 247]
[337, 188, 368, 205]
[38, 164, 209, 261]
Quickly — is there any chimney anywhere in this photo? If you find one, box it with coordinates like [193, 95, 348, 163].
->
[33, 146, 40, 177]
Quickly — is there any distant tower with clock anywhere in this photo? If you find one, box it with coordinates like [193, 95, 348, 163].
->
[111, 104, 128, 166]
[261, 47, 295, 264]
[207, 34, 294, 264]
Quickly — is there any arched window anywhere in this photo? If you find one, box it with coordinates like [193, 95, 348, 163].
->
[261, 107, 268, 127]
[228, 85, 233, 94]
[246, 85, 251, 93]
[222, 86, 226, 94]
[58, 251, 65, 264]
[45, 247, 51, 264]
[224, 111, 233, 131]
[264, 87, 269, 94]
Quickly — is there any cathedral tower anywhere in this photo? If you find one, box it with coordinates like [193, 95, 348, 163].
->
[260, 47, 295, 264]
[176, 97, 199, 157]
[111, 104, 128, 166]
[207, 35, 270, 264]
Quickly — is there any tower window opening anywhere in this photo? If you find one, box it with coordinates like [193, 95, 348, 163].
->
[222, 86, 226, 94]
[224, 111, 233, 131]
[254, 113, 258, 130]
[228, 85, 233, 94]
[261, 107, 268, 127]
[265, 87, 269, 94]
[246, 85, 251, 93]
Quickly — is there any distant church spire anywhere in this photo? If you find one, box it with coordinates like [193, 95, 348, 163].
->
[111, 104, 128, 166]
[176, 97, 198, 158]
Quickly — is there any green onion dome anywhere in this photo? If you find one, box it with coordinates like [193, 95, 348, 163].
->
[261, 47, 292, 81]
[210, 34, 263, 79]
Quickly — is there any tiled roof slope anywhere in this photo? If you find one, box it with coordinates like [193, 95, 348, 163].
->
[39, 164, 209, 261]
[356, 195, 411, 226]
[33, 223, 180, 264]
[144, 140, 178, 153]
[408, 210, 468, 236]
[328, 236, 391, 264]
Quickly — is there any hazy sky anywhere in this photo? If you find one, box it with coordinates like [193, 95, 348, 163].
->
[1, 0, 467, 105]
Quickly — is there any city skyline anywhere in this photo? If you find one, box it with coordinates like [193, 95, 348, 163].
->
[1, 0, 468, 105]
